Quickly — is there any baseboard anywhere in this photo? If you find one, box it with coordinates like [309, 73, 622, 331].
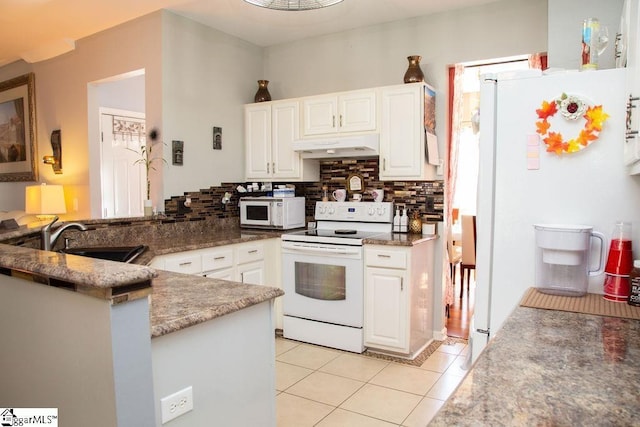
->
[433, 327, 448, 341]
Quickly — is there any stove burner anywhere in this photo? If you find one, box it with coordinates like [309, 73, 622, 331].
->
[334, 229, 357, 235]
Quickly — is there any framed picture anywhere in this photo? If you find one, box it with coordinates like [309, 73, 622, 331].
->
[213, 126, 222, 150]
[0, 73, 37, 182]
[346, 173, 364, 193]
[172, 140, 184, 165]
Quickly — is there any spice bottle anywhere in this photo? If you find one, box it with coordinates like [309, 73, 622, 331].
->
[322, 186, 328, 202]
[629, 260, 640, 306]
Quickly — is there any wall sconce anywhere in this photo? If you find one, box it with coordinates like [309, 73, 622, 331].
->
[43, 130, 62, 174]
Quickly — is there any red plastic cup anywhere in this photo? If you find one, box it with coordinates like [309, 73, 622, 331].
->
[605, 239, 633, 275]
[603, 273, 630, 302]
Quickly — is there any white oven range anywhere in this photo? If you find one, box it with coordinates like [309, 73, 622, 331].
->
[281, 201, 393, 353]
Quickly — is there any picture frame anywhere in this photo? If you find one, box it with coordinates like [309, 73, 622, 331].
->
[172, 140, 184, 165]
[0, 73, 37, 182]
[213, 126, 222, 150]
[346, 173, 364, 193]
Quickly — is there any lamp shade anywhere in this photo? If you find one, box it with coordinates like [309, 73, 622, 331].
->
[25, 184, 66, 216]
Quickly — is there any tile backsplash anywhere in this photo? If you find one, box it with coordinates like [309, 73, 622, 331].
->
[164, 159, 443, 222]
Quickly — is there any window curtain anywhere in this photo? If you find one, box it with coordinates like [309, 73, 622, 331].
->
[444, 64, 465, 308]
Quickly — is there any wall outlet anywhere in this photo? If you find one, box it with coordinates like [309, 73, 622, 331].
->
[161, 386, 193, 424]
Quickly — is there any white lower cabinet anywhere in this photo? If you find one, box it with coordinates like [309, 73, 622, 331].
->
[237, 261, 265, 285]
[150, 238, 282, 329]
[365, 266, 409, 352]
[364, 242, 434, 357]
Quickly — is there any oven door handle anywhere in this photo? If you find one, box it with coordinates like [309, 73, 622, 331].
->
[283, 242, 360, 255]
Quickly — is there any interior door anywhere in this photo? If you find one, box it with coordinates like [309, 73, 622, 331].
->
[99, 109, 145, 218]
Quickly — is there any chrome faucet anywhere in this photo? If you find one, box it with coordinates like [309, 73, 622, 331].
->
[41, 217, 88, 251]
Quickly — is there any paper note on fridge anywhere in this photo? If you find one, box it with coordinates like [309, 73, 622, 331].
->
[426, 132, 439, 165]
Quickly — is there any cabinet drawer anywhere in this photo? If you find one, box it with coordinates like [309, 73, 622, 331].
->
[203, 267, 235, 281]
[366, 249, 407, 269]
[164, 254, 202, 274]
[237, 244, 264, 265]
[202, 248, 234, 272]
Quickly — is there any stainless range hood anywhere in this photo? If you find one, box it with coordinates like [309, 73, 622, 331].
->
[292, 134, 379, 159]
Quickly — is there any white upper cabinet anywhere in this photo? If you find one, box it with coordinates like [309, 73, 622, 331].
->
[379, 83, 435, 180]
[302, 90, 377, 136]
[245, 100, 319, 181]
[245, 103, 271, 179]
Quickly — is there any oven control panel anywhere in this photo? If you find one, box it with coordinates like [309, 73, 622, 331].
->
[315, 202, 393, 222]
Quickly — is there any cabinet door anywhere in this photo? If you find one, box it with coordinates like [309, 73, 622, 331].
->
[364, 267, 409, 352]
[245, 104, 272, 179]
[271, 101, 301, 179]
[303, 95, 338, 136]
[237, 261, 265, 285]
[339, 90, 377, 133]
[379, 84, 425, 180]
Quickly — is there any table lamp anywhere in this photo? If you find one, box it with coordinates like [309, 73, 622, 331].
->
[25, 183, 66, 224]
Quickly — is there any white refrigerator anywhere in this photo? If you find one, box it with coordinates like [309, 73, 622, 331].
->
[471, 67, 640, 362]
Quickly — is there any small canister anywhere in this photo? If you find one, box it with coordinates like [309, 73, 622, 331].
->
[629, 260, 640, 306]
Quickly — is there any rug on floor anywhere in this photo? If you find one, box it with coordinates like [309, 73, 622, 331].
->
[520, 287, 640, 320]
[362, 337, 468, 367]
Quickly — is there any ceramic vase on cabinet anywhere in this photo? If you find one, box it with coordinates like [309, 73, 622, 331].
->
[254, 80, 272, 103]
[403, 56, 425, 83]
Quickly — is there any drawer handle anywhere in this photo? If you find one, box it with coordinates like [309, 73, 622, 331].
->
[248, 250, 258, 254]
[179, 261, 192, 266]
[377, 254, 391, 258]
[214, 256, 226, 260]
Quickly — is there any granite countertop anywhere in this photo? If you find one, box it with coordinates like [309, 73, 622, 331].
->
[0, 220, 434, 339]
[130, 228, 285, 265]
[364, 232, 438, 246]
[149, 270, 283, 337]
[430, 306, 640, 426]
[0, 243, 156, 288]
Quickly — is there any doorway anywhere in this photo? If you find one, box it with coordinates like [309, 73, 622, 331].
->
[87, 70, 146, 219]
[446, 56, 534, 339]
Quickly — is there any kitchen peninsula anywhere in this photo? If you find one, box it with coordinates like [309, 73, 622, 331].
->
[0, 220, 284, 427]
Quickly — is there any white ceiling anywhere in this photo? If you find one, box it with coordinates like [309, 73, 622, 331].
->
[0, 0, 498, 67]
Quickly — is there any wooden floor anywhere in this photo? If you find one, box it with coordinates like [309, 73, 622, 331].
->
[446, 268, 475, 339]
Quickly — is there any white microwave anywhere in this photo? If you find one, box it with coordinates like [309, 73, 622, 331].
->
[239, 197, 306, 230]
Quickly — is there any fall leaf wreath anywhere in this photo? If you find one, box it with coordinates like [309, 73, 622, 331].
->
[535, 93, 609, 154]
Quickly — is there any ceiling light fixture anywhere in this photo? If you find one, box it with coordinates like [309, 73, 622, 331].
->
[243, 0, 344, 11]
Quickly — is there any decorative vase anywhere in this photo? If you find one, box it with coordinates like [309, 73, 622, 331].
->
[409, 211, 423, 234]
[403, 56, 425, 83]
[254, 80, 272, 103]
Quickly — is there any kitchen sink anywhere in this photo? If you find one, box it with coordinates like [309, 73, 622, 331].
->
[60, 245, 147, 263]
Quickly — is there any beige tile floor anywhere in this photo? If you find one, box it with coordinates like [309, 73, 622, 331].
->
[275, 338, 469, 426]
